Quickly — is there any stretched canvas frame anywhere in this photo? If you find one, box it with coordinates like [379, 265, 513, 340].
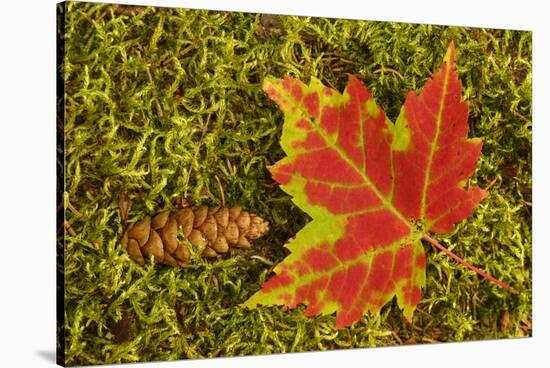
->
[57, 1, 532, 366]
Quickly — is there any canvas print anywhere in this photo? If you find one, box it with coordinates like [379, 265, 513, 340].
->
[56, 1, 532, 366]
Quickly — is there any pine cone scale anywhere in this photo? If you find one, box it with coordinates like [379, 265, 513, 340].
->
[224, 222, 239, 243]
[163, 252, 179, 267]
[128, 217, 151, 247]
[127, 239, 144, 265]
[142, 229, 164, 262]
[173, 242, 190, 264]
[214, 207, 229, 227]
[200, 216, 218, 241]
[151, 210, 170, 229]
[159, 217, 178, 253]
[193, 206, 208, 227]
[212, 235, 229, 253]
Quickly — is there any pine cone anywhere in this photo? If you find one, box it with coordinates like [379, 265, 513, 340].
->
[121, 206, 269, 266]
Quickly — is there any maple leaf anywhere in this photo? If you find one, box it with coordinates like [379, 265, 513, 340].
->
[245, 43, 507, 328]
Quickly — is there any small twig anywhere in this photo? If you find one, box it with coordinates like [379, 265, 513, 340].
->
[511, 110, 531, 125]
[57, 193, 80, 237]
[179, 44, 195, 59]
[421, 337, 440, 344]
[78, 11, 96, 27]
[63, 192, 82, 217]
[66, 202, 81, 217]
[390, 331, 403, 344]
[374, 67, 405, 81]
[214, 175, 225, 207]
[65, 221, 78, 237]
[422, 235, 515, 293]
[484, 177, 498, 191]
[250, 255, 274, 266]
[113, 5, 146, 17]
[118, 192, 131, 225]
[323, 53, 355, 65]
[57, 220, 77, 237]
[210, 275, 220, 292]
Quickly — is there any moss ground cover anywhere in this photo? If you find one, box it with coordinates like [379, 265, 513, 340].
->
[58, 2, 531, 365]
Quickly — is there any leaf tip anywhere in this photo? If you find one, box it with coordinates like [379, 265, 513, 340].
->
[242, 292, 260, 309]
[346, 72, 358, 81]
[479, 187, 490, 202]
[309, 76, 324, 89]
[444, 41, 456, 66]
[262, 76, 277, 93]
[345, 73, 363, 88]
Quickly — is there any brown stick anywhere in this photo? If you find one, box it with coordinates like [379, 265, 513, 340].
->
[422, 235, 515, 292]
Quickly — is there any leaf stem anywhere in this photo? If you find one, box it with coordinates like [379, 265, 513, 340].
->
[422, 235, 516, 293]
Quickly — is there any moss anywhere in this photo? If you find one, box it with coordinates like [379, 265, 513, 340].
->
[58, 2, 531, 366]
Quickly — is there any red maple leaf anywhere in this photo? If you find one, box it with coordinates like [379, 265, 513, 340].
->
[244, 43, 510, 328]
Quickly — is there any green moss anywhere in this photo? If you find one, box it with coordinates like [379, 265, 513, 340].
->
[58, 2, 531, 366]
